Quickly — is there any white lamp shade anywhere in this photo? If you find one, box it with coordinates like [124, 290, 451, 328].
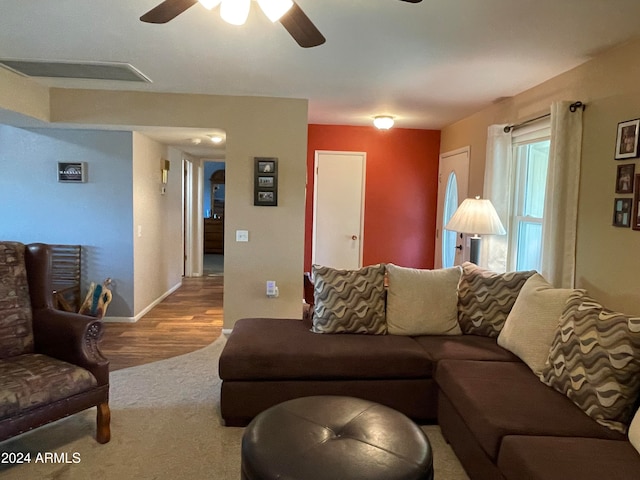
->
[257, 0, 293, 22]
[198, 0, 222, 10]
[220, 0, 251, 25]
[444, 197, 506, 235]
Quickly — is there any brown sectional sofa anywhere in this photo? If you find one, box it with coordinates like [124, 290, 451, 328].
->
[219, 318, 640, 480]
[219, 316, 640, 479]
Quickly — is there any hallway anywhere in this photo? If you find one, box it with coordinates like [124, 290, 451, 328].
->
[101, 275, 223, 371]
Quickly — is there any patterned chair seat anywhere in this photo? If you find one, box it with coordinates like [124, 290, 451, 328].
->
[0, 354, 97, 419]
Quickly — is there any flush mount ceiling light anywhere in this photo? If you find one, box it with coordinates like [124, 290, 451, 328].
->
[373, 116, 395, 130]
[208, 134, 224, 144]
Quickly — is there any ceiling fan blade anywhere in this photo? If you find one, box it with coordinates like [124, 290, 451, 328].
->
[279, 2, 326, 48]
[140, 0, 198, 24]
[399, 0, 423, 3]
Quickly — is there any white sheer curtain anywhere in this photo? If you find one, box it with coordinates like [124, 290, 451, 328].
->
[540, 101, 583, 288]
[481, 124, 512, 272]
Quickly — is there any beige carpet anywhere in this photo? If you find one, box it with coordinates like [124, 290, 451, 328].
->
[0, 337, 469, 480]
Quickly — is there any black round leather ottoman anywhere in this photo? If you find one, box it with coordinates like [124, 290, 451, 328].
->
[241, 396, 433, 480]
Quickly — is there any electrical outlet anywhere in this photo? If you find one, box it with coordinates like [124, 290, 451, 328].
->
[266, 281, 278, 297]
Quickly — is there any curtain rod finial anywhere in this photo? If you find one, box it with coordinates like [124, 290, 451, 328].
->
[569, 101, 585, 112]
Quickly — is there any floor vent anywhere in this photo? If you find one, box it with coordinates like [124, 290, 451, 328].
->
[0, 59, 151, 83]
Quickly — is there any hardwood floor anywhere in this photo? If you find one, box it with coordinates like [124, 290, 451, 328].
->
[100, 275, 224, 371]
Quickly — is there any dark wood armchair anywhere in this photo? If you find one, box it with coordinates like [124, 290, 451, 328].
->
[0, 242, 110, 444]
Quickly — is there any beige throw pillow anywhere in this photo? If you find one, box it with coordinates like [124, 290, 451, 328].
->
[498, 274, 578, 375]
[386, 264, 462, 336]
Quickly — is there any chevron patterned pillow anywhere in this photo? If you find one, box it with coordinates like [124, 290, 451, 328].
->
[311, 264, 386, 335]
[457, 262, 535, 337]
[540, 291, 640, 434]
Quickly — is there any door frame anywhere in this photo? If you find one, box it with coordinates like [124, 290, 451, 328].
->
[312, 150, 367, 269]
[435, 146, 470, 268]
[182, 157, 204, 277]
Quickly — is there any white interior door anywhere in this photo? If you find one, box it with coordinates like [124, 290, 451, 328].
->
[312, 151, 366, 270]
[435, 147, 470, 268]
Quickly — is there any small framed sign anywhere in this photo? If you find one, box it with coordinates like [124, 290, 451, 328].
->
[58, 162, 87, 183]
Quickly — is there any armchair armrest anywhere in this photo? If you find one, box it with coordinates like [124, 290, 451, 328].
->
[31, 307, 109, 385]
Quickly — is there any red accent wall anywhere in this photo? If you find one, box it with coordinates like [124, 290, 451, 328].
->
[305, 125, 441, 271]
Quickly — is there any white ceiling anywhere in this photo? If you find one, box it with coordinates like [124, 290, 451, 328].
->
[1, 0, 640, 155]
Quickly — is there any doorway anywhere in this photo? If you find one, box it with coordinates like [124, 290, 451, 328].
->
[435, 147, 470, 268]
[312, 151, 366, 269]
[203, 161, 225, 276]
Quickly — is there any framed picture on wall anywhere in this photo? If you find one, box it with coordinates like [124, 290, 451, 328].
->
[57, 162, 87, 183]
[615, 163, 635, 193]
[257, 176, 275, 188]
[615, 119, 640, 159]
[254, 157, 278, 206]
[633, 175, 640, 231]
[613, 197, 632, 227]
[257, 159, 276, 173]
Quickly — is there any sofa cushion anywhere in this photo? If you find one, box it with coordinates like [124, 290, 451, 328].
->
[457, 262, 535, 337]
[498, 273, 578, 375]
[0, 354, 98, 419]
[498, 436, 640, 480]
[220, 318, 434, 381]
[386, 264, 462, 336]
[435, 359, 623, 461]
[311, 264, 387, 335]
[0, 242, 34, 360]
[412, 335, 519, 363]
[540, 291, 640, 434]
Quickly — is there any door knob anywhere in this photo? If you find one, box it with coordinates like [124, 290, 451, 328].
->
[351, 235, 358, 240]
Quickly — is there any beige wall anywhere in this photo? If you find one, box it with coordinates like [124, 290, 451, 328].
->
[132, 133, 183, 316]
[441, 37, 640, 315]
[0, 79, 308, 328]
[0, 68, 49, 123]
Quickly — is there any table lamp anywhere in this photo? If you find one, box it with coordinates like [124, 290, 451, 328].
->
[444, 196, 506, 265]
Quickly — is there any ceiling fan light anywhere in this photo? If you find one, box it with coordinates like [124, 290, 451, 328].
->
[198, 0, 222, 10]
[220, 0, 251, 25]
[257, 0, 293, 22]
[373, 116, 394, 130]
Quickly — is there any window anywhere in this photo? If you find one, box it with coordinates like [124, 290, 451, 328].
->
[509, 125, 550, 271]
[442, 172, 459, 268]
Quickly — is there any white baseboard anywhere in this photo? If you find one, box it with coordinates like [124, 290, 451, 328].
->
[222, 328, 233, 336]
[102, 280, 183, 323]
[101, 316, 137, 323]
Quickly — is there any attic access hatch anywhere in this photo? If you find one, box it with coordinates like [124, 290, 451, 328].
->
[0, 60, 152, 83]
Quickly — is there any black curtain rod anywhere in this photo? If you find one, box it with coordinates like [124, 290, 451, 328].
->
[503, 101, 585, 133]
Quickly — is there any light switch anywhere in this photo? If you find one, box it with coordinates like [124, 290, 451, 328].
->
[236, 230, 249, 242]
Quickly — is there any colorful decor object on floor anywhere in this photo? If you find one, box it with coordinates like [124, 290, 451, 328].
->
[79, 278, 113, 319]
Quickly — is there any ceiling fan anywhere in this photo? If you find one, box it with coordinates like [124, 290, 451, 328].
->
[140, 0, 423, 48]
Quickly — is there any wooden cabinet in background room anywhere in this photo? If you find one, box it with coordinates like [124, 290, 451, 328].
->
[204, 218, 224, 254]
